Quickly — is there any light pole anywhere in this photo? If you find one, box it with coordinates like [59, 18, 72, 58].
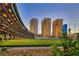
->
[35, 32, 36, 39]
[74, 23, 76, 33]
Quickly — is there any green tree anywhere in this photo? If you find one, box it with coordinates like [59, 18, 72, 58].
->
[51, 32, 79, 56]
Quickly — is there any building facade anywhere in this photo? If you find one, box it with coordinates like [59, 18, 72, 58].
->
[0, 3, 34, 39]
[42, 18, 51, 37]
[30, 18, 38, 35]
[52, 19, 63, 37]
[63, 24, 67, 33]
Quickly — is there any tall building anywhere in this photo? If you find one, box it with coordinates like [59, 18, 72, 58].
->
[63, 24, 67, 33]
[30, 18, 38, 35]
[53, 19, 63, 37]
[42, 18, 51, 37]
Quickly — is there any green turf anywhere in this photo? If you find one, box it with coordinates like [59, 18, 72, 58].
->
[0, 39, 63, 47]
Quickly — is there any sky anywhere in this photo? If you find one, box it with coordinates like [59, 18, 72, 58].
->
[16, 3, 79, 34]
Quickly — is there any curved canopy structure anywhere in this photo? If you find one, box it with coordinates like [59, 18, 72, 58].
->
[0, 3, 34, 39]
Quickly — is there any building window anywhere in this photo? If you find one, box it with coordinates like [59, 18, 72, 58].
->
[5, 3, 9, 6]
[11, 22, 13, 25]
[12, 14, 14, 17]
[8, 8, 12, 12]
[14, 25, 15, 27]
[14, 18, 16, 20]
[7, 19, 11, 22]
[0, 7, 2, 11]
[2, 13, 7, 17]
[2, 24, 8, 27]
[2, 27, 6, 29]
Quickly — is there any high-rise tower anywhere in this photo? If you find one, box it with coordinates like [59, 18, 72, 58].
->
[30, 18, 38, 35]
[53, 19, 63, 37]
[42, 18, 51, 37]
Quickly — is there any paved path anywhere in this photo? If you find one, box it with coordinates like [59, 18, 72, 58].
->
[7, 47, 51, 49]
[0, 46, 63, 49]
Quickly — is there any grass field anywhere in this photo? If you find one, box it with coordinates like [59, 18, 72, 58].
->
[0, 39, 63, 47]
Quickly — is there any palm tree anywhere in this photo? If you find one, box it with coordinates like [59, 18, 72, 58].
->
[68, 28, 71, 35]
[68, 28, 72, 40]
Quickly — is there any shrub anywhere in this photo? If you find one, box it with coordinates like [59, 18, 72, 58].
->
[51, 32, 79, 56]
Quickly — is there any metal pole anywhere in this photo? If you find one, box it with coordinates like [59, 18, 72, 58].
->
[74, 23, 76, 33]
[35, 32, 36, 39]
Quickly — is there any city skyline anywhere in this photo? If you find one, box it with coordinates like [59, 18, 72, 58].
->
[29, 18, 66, 37]
[16, 3, 79, 34]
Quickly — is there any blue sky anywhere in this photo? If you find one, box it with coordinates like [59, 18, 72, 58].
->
[16, 3, 79, 34]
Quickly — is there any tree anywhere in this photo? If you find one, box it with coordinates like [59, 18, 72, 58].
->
[68, 28, 71, 34]
[51, 31, 79, 56]
[77, 33, 79, 40]
[62, 33, 68, 39]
